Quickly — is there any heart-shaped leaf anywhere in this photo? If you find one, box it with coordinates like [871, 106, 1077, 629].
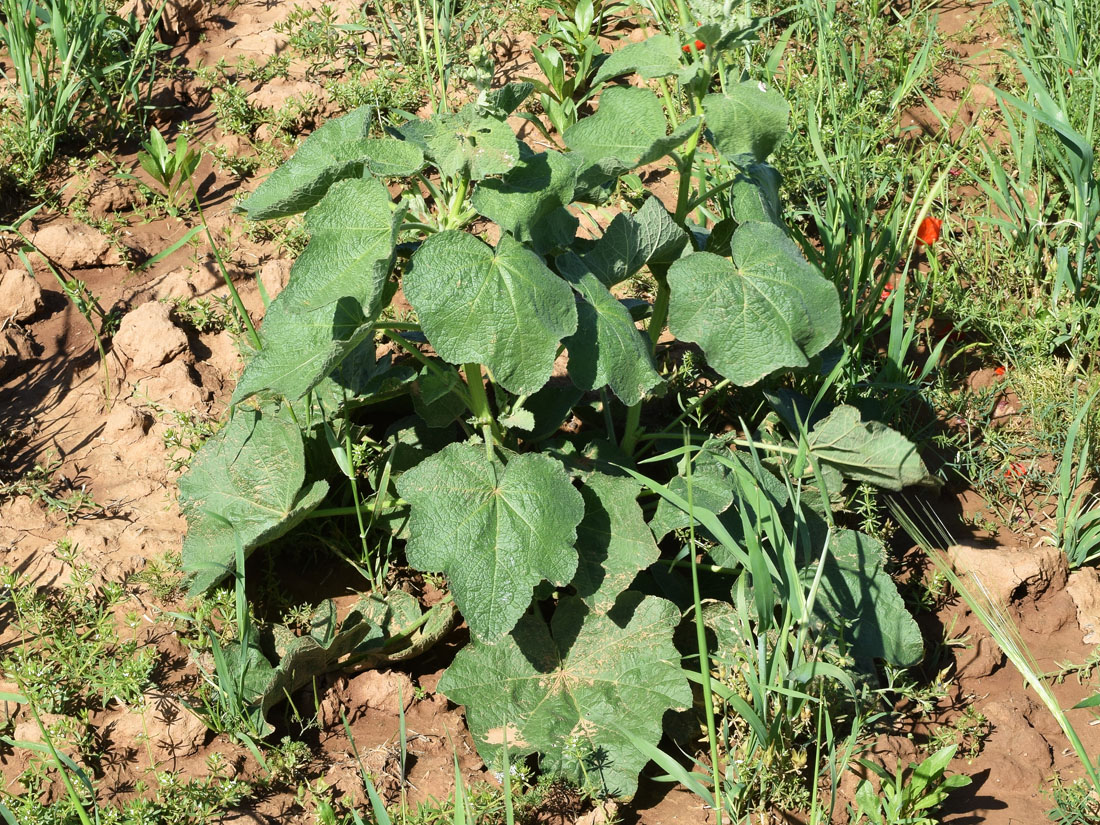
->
[591, 34, 683, 86]
[471, 149, 578, 253]
[806, 530, 923, 666]
[565, 86, 700, 183]
[396, 443, 584, 642]
[808, 405, 936, 490]
[438, 593, 690, 798]
[181, 407, 329, 593]
[573, 474, 660, 613]
[559, 252, 662, 405]
[703, 81, 790, 164]
[405, 231, 578, 396]
[668, 221, 840, 385]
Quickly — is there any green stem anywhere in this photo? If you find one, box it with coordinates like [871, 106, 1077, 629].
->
[188, 179, 261, 351]
[685, 433, 724, 825]
[308, 499, 404, 519]
[464, 362, 504, 451]
[444, 172, 471, 230]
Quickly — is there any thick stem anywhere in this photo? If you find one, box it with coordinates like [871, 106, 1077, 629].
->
[464, 362, 504, 452]
[444, 172, 471, 229]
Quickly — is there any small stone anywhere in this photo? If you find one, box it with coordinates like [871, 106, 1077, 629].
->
[0, 269, 43, 322]
[946, 542, 1067, 605]
[30, 222, 121, 269]
[113, 301, 188, 371]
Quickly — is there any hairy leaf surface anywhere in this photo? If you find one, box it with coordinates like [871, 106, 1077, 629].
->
[234, 178, 402, 402]
[395, 443, 584, 641]
[471, 149, 578, 253]
[703, 81, 790, 164]
[807, 405, 936, 490]
[668, 221, 840, 385]
[181, 408, 328, 593]
[573, 474, 660, 612]
[405, 231, 577, 396]
[438, 593, 690, 798]
[807, 530, 923, 666]
[242, 108, 424, 219]
[565, 86, 700, 180]
[591, 34, 683, 86]
[559, 252, 661, 405]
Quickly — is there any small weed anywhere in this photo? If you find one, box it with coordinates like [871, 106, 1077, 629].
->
[2, 546, 158, 716]
[0, 455, 99, 524]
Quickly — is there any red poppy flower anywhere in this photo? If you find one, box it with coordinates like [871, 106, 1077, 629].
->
[916, 216, 943, 246]
[994, 365, 1006, 376]
[881, 283, 893, 301]
[1069, 68, 1075, 76]
[682, 39, 706, 53]
[1004, 462, 1027, 479]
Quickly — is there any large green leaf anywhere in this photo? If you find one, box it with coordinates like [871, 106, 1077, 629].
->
[591, 34, 683, 86]
[241, 108, 424, 220]
[668, 221, 840, 385]
[471, 149, 578, 253]
[559, 253, 661, 405]
[234, 178, 402, 403]
[571, 196, 687, 287]
[438, 593, 690, 799]
[807, 405, 936, 491]
[395, 443, 584, 642]
[573, 474, 660, 613]
[565, 86, 701, 182]
[400, 104, 522, 181]
[806, 530, 923, 666]
[703, 81, 790, 164]
[181, 407, 329, 593]
[404, 231, 578, 396]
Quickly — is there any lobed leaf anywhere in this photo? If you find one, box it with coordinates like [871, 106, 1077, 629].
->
[560, 252, 662, 405]
[233, 177, 403, 403]
[806, 530, 924, 666]
[807, 405, 936, 490]
[572, 473, 660, 613]
[703, 81, 790, 164]
[395, 443, 584, 642]
[471, 149, 578, 253]
[438, 593, 690, 799]
[241, 108, 424, 220]
[181, 407, 329, 593]
[590, 34, 683, 86]
[405, 231, 578, 396]
[668, 221, 840, 386]
[565, 86, 700, 189]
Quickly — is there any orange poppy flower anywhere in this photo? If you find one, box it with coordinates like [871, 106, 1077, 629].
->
[994, 365, 1006, 376]
[916, 216, 943, 246]
[682, 39, 706, 53]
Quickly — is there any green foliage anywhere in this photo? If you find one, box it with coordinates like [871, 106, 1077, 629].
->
[851, 744, 971, 825]
[135, 127, 201, 212]
[178, 21, 941, 800]
[0, 0, 167, 181]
